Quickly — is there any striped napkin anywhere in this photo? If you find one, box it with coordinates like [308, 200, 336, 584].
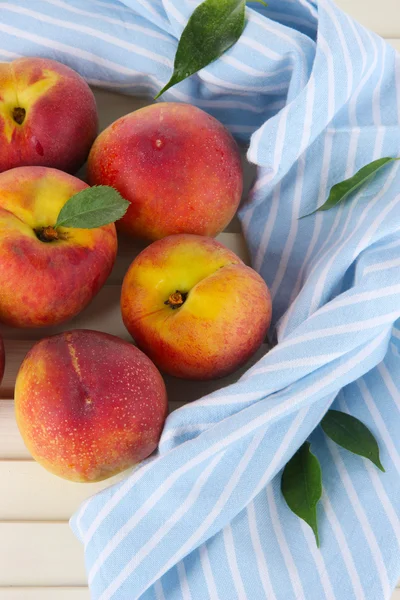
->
[2, 0, 400, 598]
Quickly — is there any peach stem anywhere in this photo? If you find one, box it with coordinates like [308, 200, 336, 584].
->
[12, 107, 26, 125]
[36, 226, 59, 243]
[164, 290, 187, 310]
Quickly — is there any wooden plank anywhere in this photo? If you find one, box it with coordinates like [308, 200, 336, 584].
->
[0, 523, 87, 586]
[0, 343, 267, 459]
[335, 0, 399, 38]
[0, 589, 89, 600]
[387, 39, 400, 52]
[0, 461, 125, 521]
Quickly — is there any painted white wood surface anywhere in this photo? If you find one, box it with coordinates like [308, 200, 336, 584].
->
[1, 4, 400, 595]
[0, 591, 90, 600]
[335, 0, 399, 37]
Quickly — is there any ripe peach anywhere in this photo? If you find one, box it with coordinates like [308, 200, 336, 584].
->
[87, 103, 243, 241]
[0, 334, 4, 385]
[0, 166, 117, 328]
[0, 57, 97, 173]
[15, 330, 168, 482]
[121, 234, 271, 380]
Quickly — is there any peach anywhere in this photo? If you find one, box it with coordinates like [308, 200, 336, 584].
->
[0, 57, 97, 174]
[15, 330, 168, 482]
[0, 334, 4, 385]
[121, 234, 271, 380]
[0, 166, 117, 328]
[87, 103, 243, 241]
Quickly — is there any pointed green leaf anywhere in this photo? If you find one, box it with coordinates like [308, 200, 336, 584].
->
[54, 186, 129, 229]
[155, 0, 247, 99]
[321, 410, 385, 472]
[300, 157, 399, 218]
[281, 442, 322, 546]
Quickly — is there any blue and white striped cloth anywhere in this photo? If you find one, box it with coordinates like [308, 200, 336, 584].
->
[2, 0, 400, 598]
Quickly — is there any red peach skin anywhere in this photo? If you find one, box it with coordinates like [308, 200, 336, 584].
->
[15, 330, 168, 482]
[0, 57, 98, 174]
[88, 103, 243, 241]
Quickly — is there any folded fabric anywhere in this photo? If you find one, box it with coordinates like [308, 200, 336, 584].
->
[2, 0, 400, 598]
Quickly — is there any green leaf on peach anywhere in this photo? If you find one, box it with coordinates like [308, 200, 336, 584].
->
[54, 185, 129, 230]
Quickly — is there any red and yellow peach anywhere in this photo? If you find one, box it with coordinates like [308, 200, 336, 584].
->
[121, 234, 271, 380]
[0, 166, 117, 328]
[0, 57, 97, 174]
[15, 330, 168, 482]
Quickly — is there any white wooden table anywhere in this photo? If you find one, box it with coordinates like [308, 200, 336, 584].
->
[0, 2, 399, 597]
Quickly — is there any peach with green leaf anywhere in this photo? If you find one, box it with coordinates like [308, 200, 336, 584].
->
[0, 57, 98, 173]
[0, 166, 128, 328]
[87, 103, 243, 241]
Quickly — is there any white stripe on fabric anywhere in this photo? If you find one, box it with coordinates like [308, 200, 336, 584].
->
[309, 162, 399, 316]
[108, 431, 266, 599]
[358, 373, 400, 474]
[270, 77, 316, 299]
[41, 0, 172, 41]
[326, 440, 391, 599]
[199, 544, 220, 600]
[84, 460, 156, 545]
[0, 4, 173, 66]
[247, 500, 277, 600]
[177, 561, 192, 600]
[267, 485, 306, 599]
[0, 22, 155, 78]
[189, 328, 388, 410]
[97, 451, 227, 599]
[300, 523, 336, 600]
[223, 524, 248, 599]
[339, 399, 400, 547]
[154, 579, 166, 600]
[322, 492, 366, 600]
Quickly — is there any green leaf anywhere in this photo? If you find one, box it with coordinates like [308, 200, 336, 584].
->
[281, 442, 322, 546]
[54, 186, 129, 230]
[300, 157, 399, 218]
[155, 0, 247, 99]
[321, 410, 385, 472]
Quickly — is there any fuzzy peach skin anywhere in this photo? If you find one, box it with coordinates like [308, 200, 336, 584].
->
[0, 166, 117, 328]
[0, 57, 97, 174]
[121, 234, 272, 380]
[0, 334, 4, 385]
[15, 330, 168, 482]
[88, 103, 243, 241]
